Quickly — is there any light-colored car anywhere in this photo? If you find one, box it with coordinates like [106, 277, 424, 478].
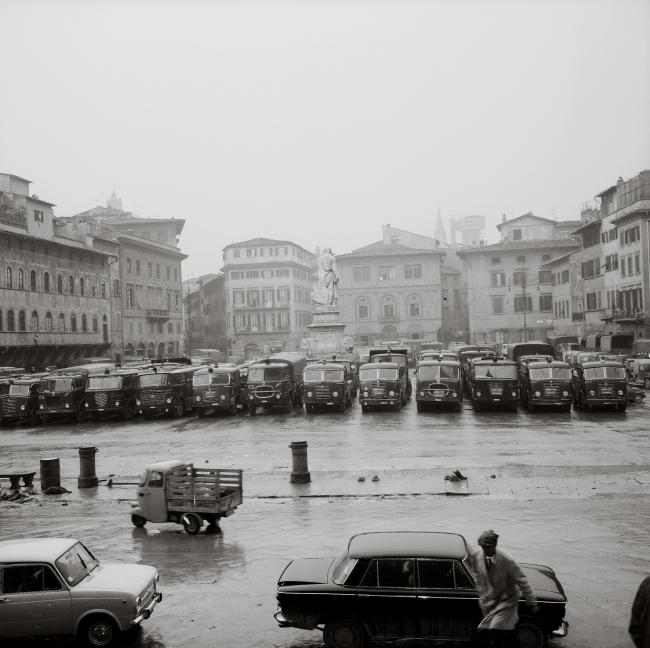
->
[0, 537, 162, 647]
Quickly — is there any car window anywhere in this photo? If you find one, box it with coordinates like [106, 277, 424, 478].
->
[454, 562, 475, 589]
[418, 559, 455, 589]
[148, 471, 163, 487]
[375, 559, 416, 588]
[2, 565, 62, 593]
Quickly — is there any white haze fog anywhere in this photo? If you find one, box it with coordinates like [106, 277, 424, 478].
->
[1, 0, 649, 276]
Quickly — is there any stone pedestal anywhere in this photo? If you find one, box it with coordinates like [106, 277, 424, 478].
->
[305, 309, 347, 357]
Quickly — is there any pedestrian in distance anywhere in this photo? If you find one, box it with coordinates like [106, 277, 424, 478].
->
[630, 574, 650, 648]
[466, 529, 539, 648]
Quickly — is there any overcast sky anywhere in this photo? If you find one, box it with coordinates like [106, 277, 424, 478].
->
[1, 0, 649, 277]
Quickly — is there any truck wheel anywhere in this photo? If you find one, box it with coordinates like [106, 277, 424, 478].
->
[249, 404, 257, 415]
[323, 617, 366, 648]
[131, 514, 146, 528]
[416, 402, 424, 413]
[229, 400, 238, 415]
[123, 404, 135, 421]
[182, 513, 203, 535]
[197, 408, 206, 418]
[645, 377, 650, 389]
[634, 393, 644, 403]
[361, 404, 369, 414]
[172, 401, 185, 418]
[79, 615, 118, 647]
[75, 406, 87, 423]
[617, 403, 627, 412]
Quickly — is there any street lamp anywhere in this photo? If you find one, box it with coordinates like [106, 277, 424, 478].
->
[513, 268, 540, 343]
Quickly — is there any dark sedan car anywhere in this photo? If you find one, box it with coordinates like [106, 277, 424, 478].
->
[275, 531, 568, 648]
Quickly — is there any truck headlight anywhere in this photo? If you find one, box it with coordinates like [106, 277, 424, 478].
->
[220, 395, 226, 400]
[389, 390, 395, 396]
[115, 401, 120, 407]
[452, 392, 457, 397]
[84, 402, 89, 408]
[332, 391, 339, 397]
[534, 391, 541, 397]
[275, 394, 281, 399]
[19, 404, 25, 410]
[136, 400, 141, 406]
[166, 398, 172, 404]
[512, 392, 517, 397]
[562, 391, 569, 397]
[307, 391, 313, 397]
[195, 396, 201, 402]
[589, 390, 595, 396]
[618, 390, 624, 395]
[40, 404, 44, 409]
[135, 596, 142, 613]
[476, 391, 482, 397]
[419, 391, 424, 396]
[65, 403, 70, 409]
[249, 395, 254, 400]
[363, 391, 368, 397]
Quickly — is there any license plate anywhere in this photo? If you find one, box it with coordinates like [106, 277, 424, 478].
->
[434, 399, 442, 402]
[98, 408, 104, 411]
[261, 400, 268, 403]
[493, 398, 501, 401]
[326, 402, 334, 405]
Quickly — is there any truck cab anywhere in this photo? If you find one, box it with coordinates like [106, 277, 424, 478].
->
[415, 359, 463, 411]
[358, 362, 404, 412]
[468, 357, 518, 411]
[137, 365, 198, 418]
[246, 353, 307, 414]
[518, 357, 573, 411]
[84, 369, 139, 420]
[0, 375, 46, 424]
[193, 364, 245, 416]
[572, 360, 627, 411]
[303, 361, 352, 413]
[368, 348, 411, 402]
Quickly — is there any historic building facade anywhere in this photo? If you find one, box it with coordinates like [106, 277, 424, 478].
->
[0, 174, 119, 368]
[336, 226, 445, 346]
[183, 273, 227, 355]
[222, 238, 316, 360]
[70, 193, 187, 360]
[458, 213, 580, 344]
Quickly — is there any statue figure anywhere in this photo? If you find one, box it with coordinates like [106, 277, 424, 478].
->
[312, 247, 339, 308]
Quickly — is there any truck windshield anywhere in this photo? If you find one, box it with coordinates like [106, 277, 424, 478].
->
[584, 366, 626, 380]
[418, 366, 459, 381]
[359, 367, 398, 381]
[56, 542, 99, 587]
[529, 367, 571, 380]
[304, 369, 344, 382]
[139, 373, 168, 387]
[8, 384, 30, 396]
[41, 378, 73, 392]
[87, 376, 122, 390]
[474, 365, 516, 379]
[372, 355, 407, 367]
[248, 367, 284, 382]
[194, 372, 230, 386]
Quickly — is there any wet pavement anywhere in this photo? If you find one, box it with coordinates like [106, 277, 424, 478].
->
[2, 399, 650, 647]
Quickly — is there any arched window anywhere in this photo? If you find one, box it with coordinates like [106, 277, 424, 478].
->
[58, 313, 65, 332]
[17, 269, 24, 289]
[57, 274, 63, 293]
[18, 310, 26, 331]
[167, 322, 173, 334]
[382, 296, 395, 319]
[31, 310, 39, 331]
[30, 270, 37, 291]
[408, 295, 421, 318]
[125, 343, 135, 357]
[357, 297, 370, 321]
[92, 316, 98, 332]
[167, 342, 174, 354]
[79, 277, 85, 296]
[44, 272, 50, 292]
[157, 322, 163, 334]
[6, 267, 12, 288]
[45, 312, 52, 332]
[70, 314, 77, 332]
[69, 276, 74, 294]
[7, 310, 15, 331]
[81, 314, 87, 332]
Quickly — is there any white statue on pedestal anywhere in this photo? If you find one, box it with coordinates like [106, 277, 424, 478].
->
[312, 247, 339, 308]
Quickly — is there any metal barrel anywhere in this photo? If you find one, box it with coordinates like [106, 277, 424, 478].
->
[289, 440, 310, 483]
[78, 446, 99, 488]
[40, 457, 61, 491]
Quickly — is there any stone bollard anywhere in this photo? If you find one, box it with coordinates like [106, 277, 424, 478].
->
[289, 441, 310, 484]
[78, 446, 99, 488]
[40, 457, 61, 492]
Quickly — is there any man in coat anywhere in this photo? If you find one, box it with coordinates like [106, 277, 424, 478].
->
[466, 529, 539, 648]
[630, 575, 650, 648]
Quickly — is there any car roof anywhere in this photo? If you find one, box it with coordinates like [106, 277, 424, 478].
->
[0, 537, 77, 563]
[347, 532, 468, 560]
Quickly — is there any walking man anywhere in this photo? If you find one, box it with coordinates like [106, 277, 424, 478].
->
[630, 574, 650, 648]
[467, 529, 539, 648]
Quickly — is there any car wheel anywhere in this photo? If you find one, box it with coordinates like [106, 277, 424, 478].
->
[79, 615, 118, 647]
[323, 618, 366, 648]
[514, 619, 547, 648]
[131, 514, 146, 528]
[182, 512, 203, 535]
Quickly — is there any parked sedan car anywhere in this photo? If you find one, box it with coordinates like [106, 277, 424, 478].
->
[275, 531, 568, 648]
[0, 537, 162, 647]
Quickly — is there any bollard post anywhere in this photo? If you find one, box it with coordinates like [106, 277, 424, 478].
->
[78, 446, 99, 488]
[40, 457, 61, 492]
[289, 441, 310, 484]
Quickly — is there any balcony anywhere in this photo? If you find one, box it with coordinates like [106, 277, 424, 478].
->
[0, 206, 27, 229]
[614, 309, 645, 323]
[146, 309, 170, 321]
